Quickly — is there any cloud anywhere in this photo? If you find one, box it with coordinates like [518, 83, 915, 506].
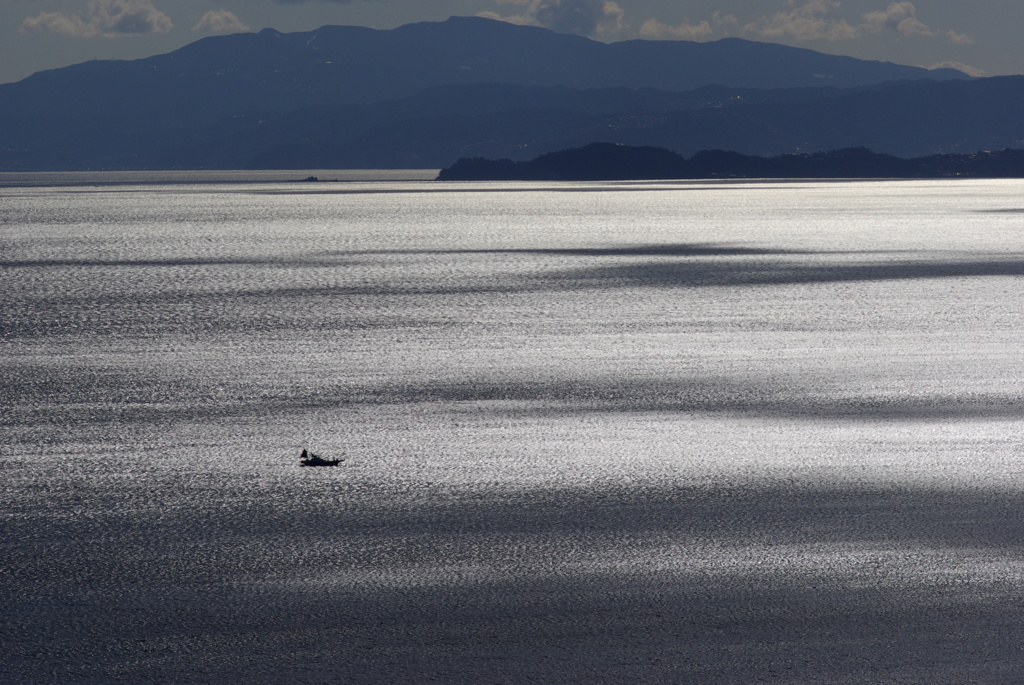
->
[929, 60, 985, 77]
[483, 0, 626, 37]
[862, 1, 932, 36]
[639, 12, 737, 41]
[637, 1, 973, 46]
[192, 10, 250, 34]
[20, 0, 172, 38]
[639, 19, 714, 41]
[943, 30, 974, 46]
[743, 0, 859, 42]
[858, 2, 974, 43]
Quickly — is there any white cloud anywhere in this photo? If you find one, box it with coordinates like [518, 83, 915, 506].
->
[929, 60, 985, 77]
[639, 12, 737, 41]
[20, 0, 172, 38]
[639, 19, 714, 41]
[944, 30, 974, 46]
[859, 3, 974, 43]
[484, 0, 625, 37]
[745, 0, 859, 42]
[862, 2, 932, 37]
[636, 1, 973, 46]
[192, 10, 250, 34]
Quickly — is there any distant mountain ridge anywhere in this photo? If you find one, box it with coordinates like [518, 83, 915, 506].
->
[173, 76, 1023, 169]
[437, 142, 1024, 180]
[0, 16, 994, 171]
[0, 17, 966, 122]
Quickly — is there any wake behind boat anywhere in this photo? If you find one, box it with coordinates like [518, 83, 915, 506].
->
[299, 449, 342, 467]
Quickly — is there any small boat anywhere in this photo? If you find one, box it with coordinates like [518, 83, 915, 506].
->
[299, 449, 342, 467]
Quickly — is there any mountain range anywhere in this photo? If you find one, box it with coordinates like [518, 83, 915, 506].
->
[1, 15, 1019, 171]
[438, 142, 1024, 180]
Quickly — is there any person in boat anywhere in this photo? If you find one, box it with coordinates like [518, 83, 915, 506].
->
[300, 448, 341, 466]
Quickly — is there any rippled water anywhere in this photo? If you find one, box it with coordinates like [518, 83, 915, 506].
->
[3, 176, 1024, 683]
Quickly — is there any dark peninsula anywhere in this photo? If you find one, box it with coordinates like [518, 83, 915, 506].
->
[437, 143, 1024, 181]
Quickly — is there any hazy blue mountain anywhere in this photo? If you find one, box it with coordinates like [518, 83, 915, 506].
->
[24, 75, 1013, 171]
[437, 142, 1024, 180]
[0, 16, 965, 124]
[0, 15, 987, 170]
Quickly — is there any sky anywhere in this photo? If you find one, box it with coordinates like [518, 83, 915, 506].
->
[1, 0, 1021, 85]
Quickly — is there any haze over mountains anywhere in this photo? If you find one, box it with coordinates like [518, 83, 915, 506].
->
[0, 15, 1018, 171]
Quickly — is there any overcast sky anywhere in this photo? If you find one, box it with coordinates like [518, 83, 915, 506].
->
[1, 0, 1020, 85]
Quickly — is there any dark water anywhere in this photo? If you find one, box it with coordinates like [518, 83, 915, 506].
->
[3, 177, 1024, 683]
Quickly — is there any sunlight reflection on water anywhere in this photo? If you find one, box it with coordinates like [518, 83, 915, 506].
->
[3, 178, 1024, 683]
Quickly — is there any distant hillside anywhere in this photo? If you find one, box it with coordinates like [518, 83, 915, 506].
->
[4, 76, 1014, 171]
[0, 17, 966, 124]
[0, 15, 982, 171]
[437, 142, 1024, 180]
[187, 76, 1023, 169]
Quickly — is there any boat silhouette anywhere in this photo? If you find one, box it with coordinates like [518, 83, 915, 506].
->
[299, 449, 342, 467]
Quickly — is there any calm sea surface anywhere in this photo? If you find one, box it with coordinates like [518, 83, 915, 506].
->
[3, 175, 1024, 683]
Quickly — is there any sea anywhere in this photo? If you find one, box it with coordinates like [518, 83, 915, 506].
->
[3, 171, 1024, 683]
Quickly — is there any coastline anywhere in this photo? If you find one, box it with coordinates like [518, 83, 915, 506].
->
[0, 168, 441, 188]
